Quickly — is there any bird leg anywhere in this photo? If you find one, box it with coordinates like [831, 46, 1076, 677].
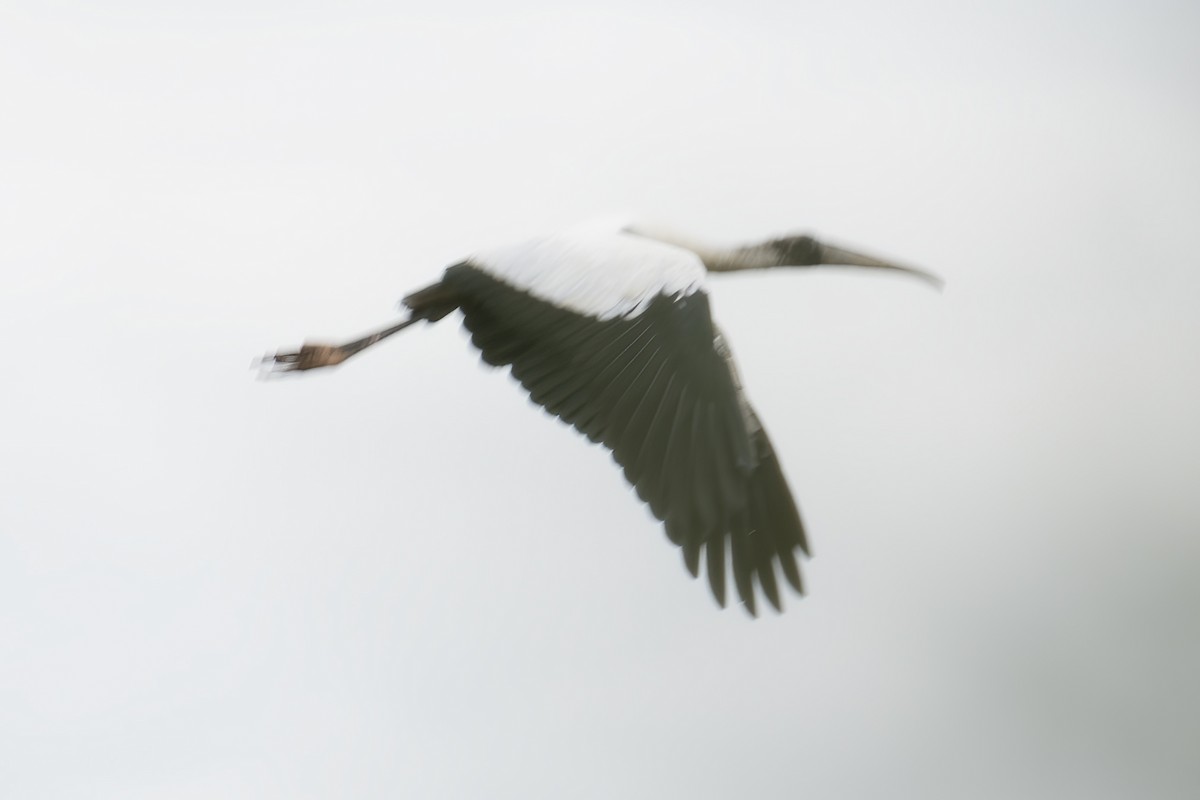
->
[259, 316, 421, 375]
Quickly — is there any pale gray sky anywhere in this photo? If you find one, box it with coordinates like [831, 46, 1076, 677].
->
[2, 1, 1198, 798]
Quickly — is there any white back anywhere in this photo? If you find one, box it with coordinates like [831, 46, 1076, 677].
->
[468, 225, 706, 320]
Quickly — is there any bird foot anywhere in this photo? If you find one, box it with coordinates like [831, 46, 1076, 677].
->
[257, 342, 351, 376]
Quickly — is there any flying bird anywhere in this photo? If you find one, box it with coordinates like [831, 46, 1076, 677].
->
[261, 222, 938, 614]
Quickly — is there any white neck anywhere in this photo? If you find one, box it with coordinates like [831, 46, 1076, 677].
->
[626, 225, 781, 273]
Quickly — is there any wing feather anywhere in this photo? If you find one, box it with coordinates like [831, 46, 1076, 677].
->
[440, 262, 808, 613]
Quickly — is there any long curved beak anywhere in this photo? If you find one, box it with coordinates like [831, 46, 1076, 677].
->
[818, 241, 944, 290]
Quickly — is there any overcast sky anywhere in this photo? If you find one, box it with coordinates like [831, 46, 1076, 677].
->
[3, 1, 1198, 798]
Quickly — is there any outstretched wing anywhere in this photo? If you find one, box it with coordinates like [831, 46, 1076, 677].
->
[435, 261, 808, 613]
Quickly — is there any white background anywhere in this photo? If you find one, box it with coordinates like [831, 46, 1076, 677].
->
[3, 1, 1198, 797]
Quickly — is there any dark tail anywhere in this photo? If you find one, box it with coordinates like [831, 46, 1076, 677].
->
[403, 279, 460, 322]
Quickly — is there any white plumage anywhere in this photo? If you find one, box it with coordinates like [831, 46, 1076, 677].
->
[470, 227, 705, 320]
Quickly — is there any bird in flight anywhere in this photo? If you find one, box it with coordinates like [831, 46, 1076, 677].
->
[261, 222, 938, 615]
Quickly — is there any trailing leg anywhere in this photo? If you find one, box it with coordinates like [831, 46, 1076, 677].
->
[261, 316, 423, 374]
[260, 279, 459, 375]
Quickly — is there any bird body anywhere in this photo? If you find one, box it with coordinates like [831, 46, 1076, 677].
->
[264, 223, 936, 615]
[470, 223, 705, 319]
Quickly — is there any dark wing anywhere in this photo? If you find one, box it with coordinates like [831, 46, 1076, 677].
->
[436, 262, 808, 613]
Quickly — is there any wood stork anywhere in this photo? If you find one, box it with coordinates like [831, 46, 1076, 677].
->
[262, 222, 938, 615]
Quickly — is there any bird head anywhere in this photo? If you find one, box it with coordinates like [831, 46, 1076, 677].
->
[769, 234, 943, 289]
